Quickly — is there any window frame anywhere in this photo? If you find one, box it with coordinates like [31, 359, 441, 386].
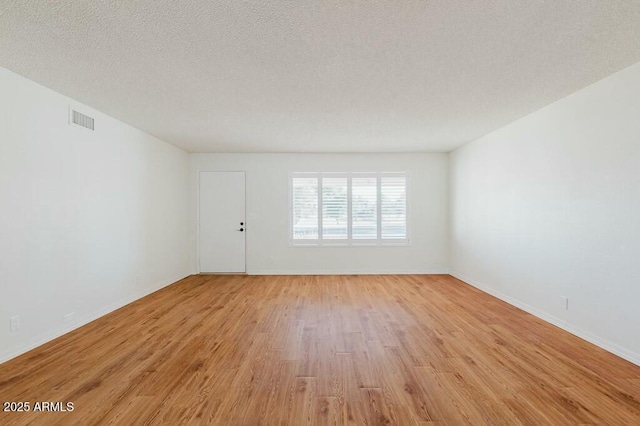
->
[289, 171, 409, 247]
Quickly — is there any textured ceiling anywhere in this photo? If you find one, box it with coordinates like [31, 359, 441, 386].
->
[2, 1, 640, 153]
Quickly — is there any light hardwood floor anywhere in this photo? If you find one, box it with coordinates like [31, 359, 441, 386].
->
[1, 275, 639, 425]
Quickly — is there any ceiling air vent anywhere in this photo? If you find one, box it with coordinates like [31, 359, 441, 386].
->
[69, 108, 95, 131]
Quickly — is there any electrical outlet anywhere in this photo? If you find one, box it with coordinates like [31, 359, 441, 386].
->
[560, 296, 569, 310]
[63, 312, 76, 324]
[10, 315, 20, 332]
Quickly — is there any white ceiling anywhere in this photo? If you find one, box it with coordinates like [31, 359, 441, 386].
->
[2, 1, 640, 153]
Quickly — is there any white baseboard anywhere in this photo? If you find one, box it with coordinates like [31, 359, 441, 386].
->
[249, 269, 449, 275]
[0, 272, 191, 365]
[450, 272, 640, 367]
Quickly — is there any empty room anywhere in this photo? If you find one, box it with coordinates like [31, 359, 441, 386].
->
[1, 1, 639, 425]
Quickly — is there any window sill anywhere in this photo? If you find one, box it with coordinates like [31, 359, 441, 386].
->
[289, 241, 411, 248]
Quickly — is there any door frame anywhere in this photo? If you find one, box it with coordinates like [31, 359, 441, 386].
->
[197, 170, 247, 274]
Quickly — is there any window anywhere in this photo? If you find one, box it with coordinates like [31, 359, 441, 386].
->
[290, 172, 407, 245]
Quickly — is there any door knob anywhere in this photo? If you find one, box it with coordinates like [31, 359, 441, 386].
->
[237, 228, 244, 232]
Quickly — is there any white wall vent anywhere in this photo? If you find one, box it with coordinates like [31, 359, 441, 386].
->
[69, 108, 95, 131]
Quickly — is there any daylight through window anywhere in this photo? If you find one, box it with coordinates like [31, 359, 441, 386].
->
[291, 172, 407, 245]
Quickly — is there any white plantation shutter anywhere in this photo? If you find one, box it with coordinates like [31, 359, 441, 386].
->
[291, 172, 407, 245]
[322, 177, 348, 240]
[352, 177, 378, 240]
[381, 176, 407, 239]
[292, 175, 319, 240]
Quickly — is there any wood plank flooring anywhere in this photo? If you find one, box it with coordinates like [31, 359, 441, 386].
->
[1, 274, 639, 425]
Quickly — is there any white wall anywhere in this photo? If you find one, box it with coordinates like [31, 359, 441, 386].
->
[450, 62, 640, 365]
[190, 153, 449, 274]
[0, 67, 192, 363]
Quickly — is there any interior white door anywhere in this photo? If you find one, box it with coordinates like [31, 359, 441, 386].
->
[199, 171, 246, 273]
